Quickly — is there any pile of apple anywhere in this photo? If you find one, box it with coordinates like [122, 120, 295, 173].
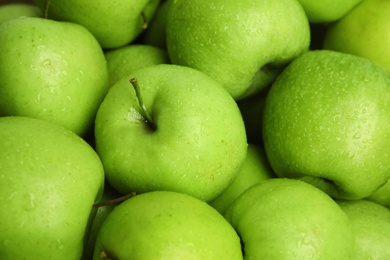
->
[1, 0, 390, 259]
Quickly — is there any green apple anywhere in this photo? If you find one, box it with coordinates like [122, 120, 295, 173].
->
[368, 179, 390, 208]
[323, 0, 390, 72]
[84, 183, 123, 260]
[166, 0, 310, 101]
[94, 64, 247, 202]
[35, 0, 161, 49]
[336, 199, 390, 259]
[237, 91, 268, 146]
[296, 0, 363, 23]
[93, 190, 242, 259]
[209, 144, 275, 215]
[0, 17, 108, 137]
[0, 116, 105, 260]
[139, 0, 171, 50]
[105, 44, 170, 87]
[262, 50, 390, 200]
[225, 178, 356, 259]
[0, 3, 41, 24]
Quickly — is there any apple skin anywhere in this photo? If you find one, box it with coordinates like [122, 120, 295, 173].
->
[262, 50, 390, 200]
[166, 0, 310, 100]
[105, 44, 170, 87]
[336, 199, 390, 259]
[83, 183, 122, 260]
[323, 0, 390, 72]
[94, 64, 248, 202]
[0, 17, 108, 137]
[35, 0, 160, 49]
[225, 178, 356, 259]
[237, 91, 268, 146]
[139, 0, 171, 50]
[296, 0, 363, 23]
[368, 179, 390, 208]
[0, 3, 41, 24]
[0, 116, 105, 260]
[209, 144, 275, 215]
[93, 190, 243, 260]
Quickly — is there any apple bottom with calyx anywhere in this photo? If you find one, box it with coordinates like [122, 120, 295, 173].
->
[225, 178, 356, 259]
[336, 199, 390, 259]
[0, 116, 105, 260]
[94, 64, 248, 202]
[93, 190, 243, 259]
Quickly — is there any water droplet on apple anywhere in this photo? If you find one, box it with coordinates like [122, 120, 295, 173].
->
[22, 193, 36, 211]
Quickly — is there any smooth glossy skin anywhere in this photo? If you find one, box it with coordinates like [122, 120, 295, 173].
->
[105, 44, 170, 87]
[95, 64, 248, 202]
[368, 179, 390, 208]
[0, 17, 108, 137]
[0, 3, 41, 24]
[166, 0, 310, 100]
[93, 191, 243, 260]
[323, 0, 390, 72]
[209, 144, 275, 215]
[297, 0, 363, 23]
[35, 0, 161, 49]
[262, 50, 390, 200]
[225, 178, 356, 259]
[0, 116, 105, 260]
[337, 200, 390, 259]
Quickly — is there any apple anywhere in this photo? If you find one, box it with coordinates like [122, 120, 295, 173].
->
[296, 0, 363, 23]
[139, 0, 171, 50]
[105, 44, 170, 87]
[209, 144, 275, 215]
[368, 179, 390, 208]
[35, 0, 161, 49]
[262, 50, 390, 200]
[323, 0, 390, 72]
[165, 0, 310, 100]
[93, 190, 242, 259]
[0, 116, 105, 259]
[0, 2, 41, 24]
[225, 178, 356, 259]
[336, 199, 390, 259]
[0, 17, 108, 137]
[84, 183, 123, 260]
[95, 64, 247, 202]
[237, 91, 268, 146]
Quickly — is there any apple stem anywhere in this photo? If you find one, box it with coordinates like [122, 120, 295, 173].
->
[129, 78, 156, 129]
[93, 192, 136, 208]
[43, 0, 51, 19]
[141, 12, 148, 29]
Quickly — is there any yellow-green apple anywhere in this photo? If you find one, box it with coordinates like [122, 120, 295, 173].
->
[105, 44, 170, 87]
[93, 191, 242, 259]
[0, 3, 41, 24]
[209, 144, 275, 215]
[0, 116, 105, 260]
[35, 0, 161, 49]
[225, 178, 356, 259]
[297, 0, 363, 23]
[0, 17, 108, 137]
[166, 0, 310, 100]
[336, 199, 390, 259]
[323, 0, 390, 72]
[262, 50, 390, 200]
[94, 64, 247, 202]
